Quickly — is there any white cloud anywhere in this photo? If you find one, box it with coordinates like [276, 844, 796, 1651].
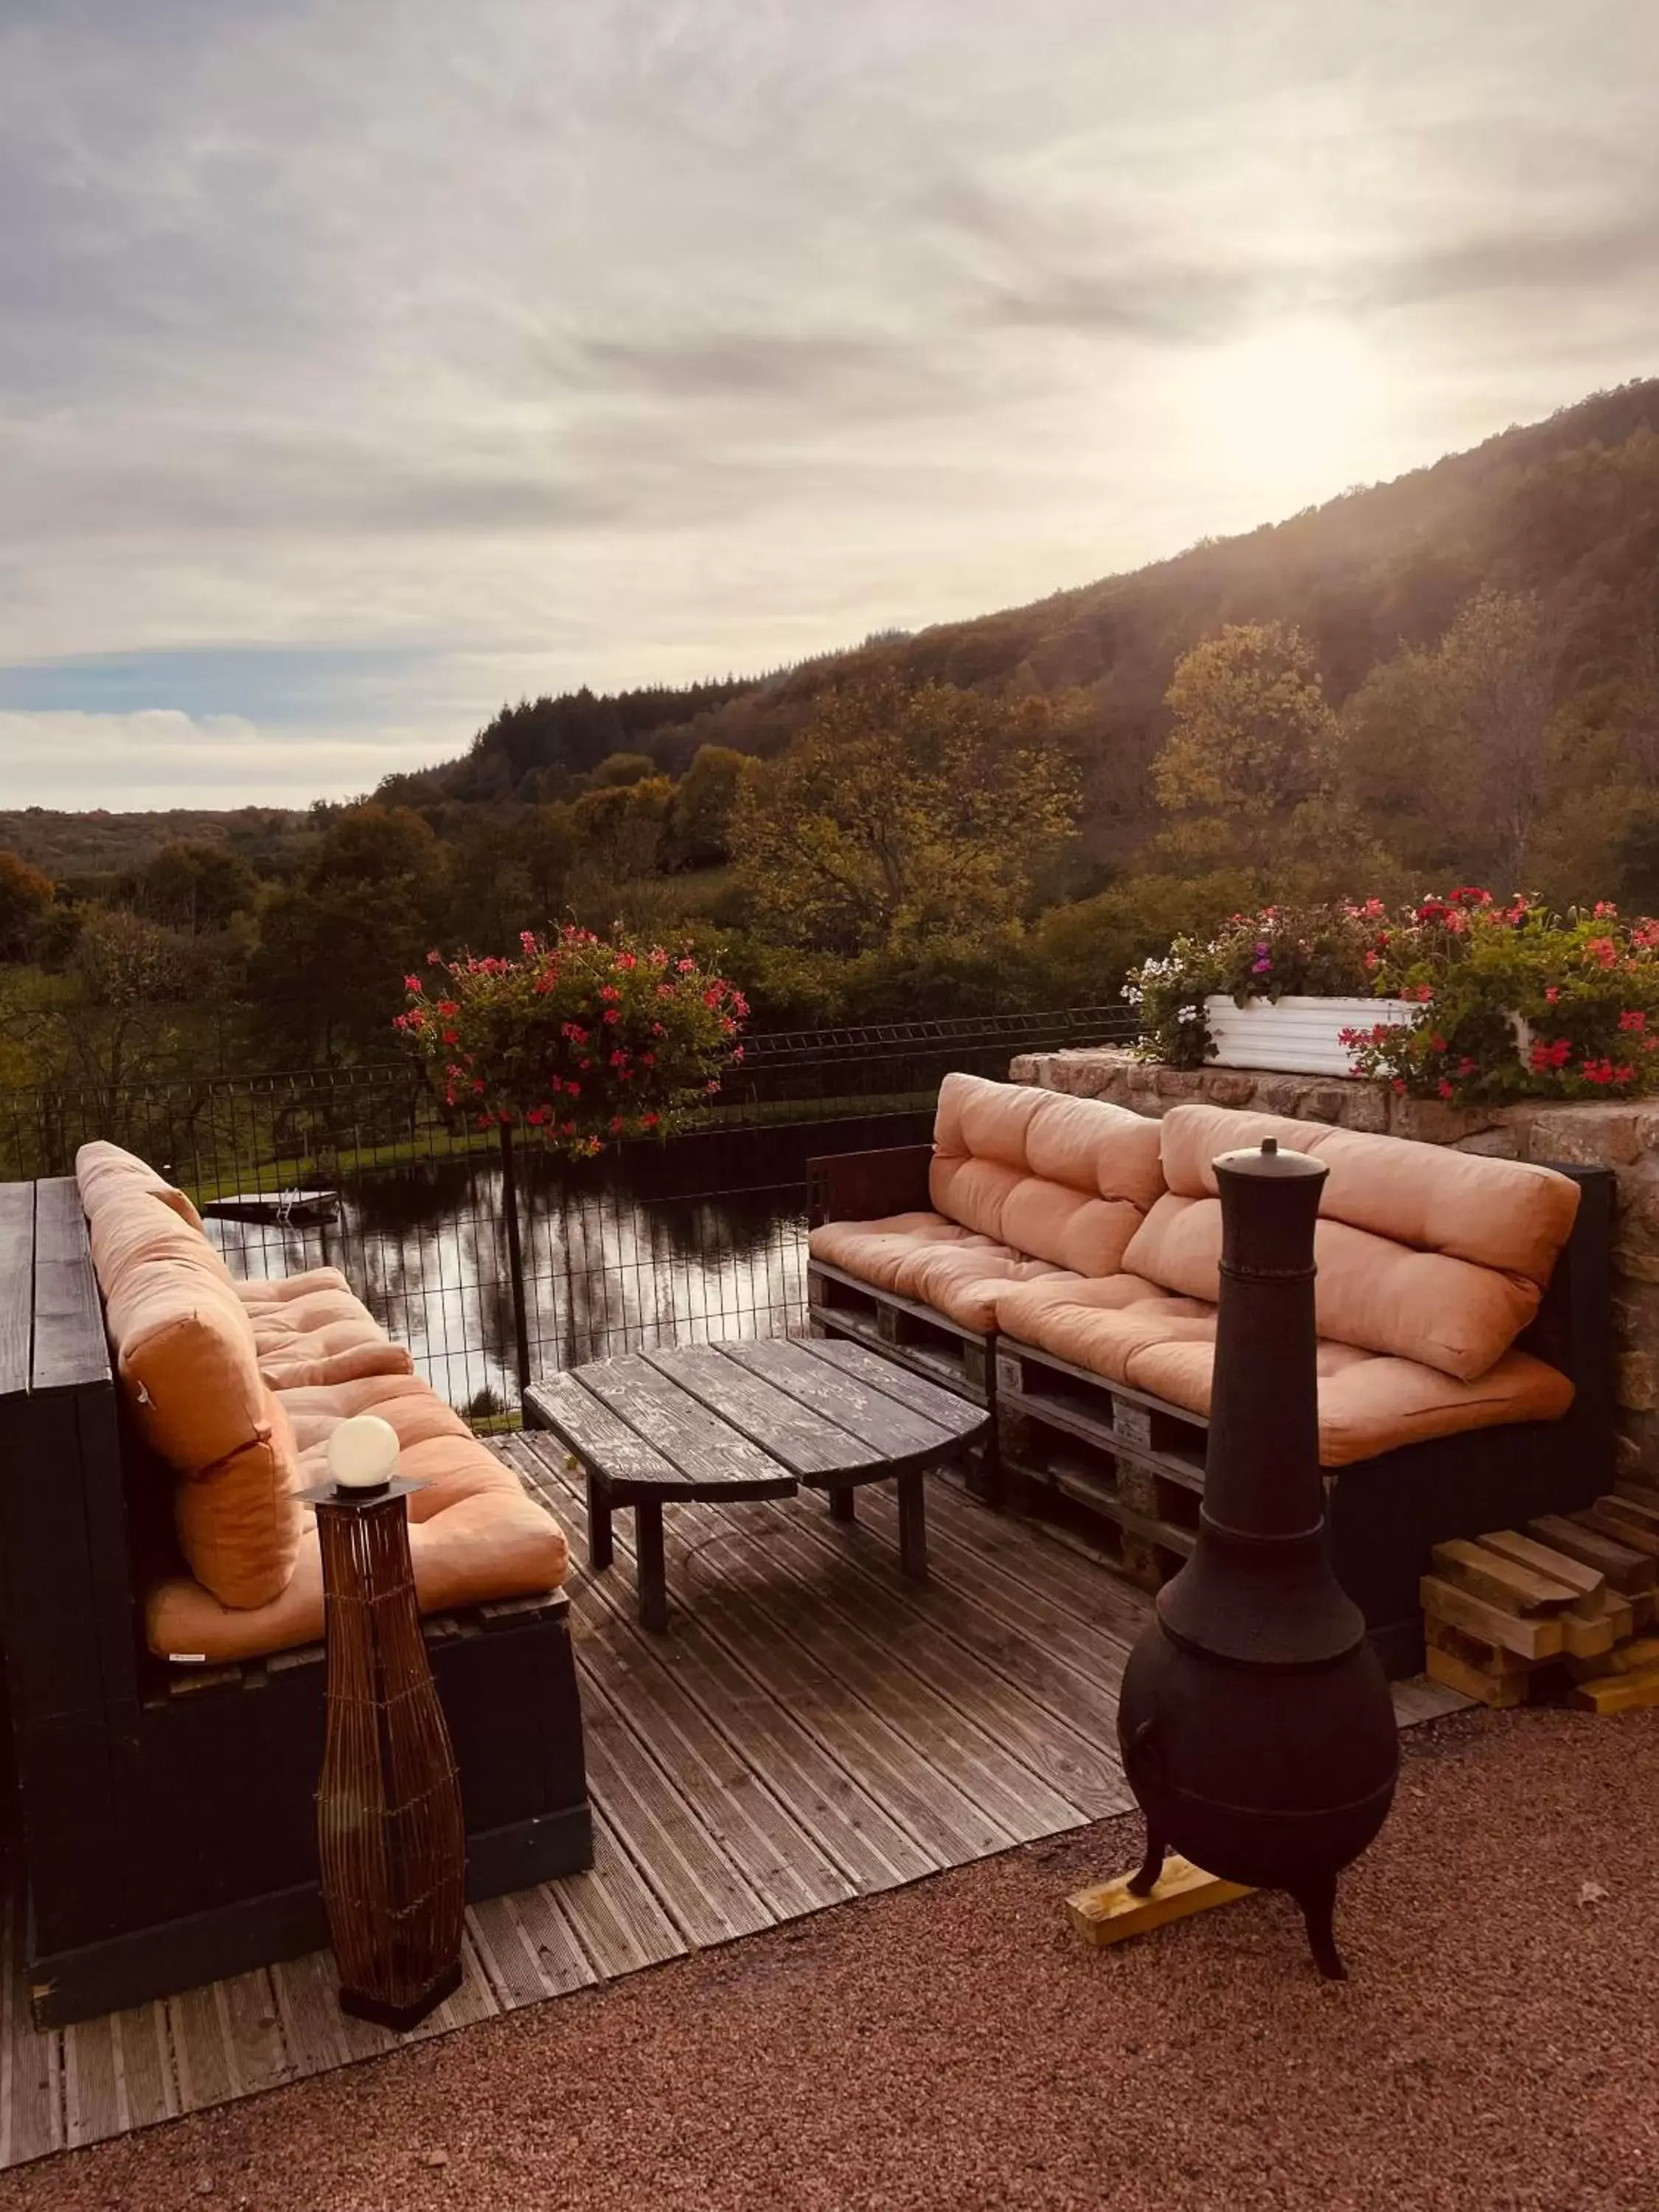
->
[0, 709, 421, 809]
[1, 0, 1657, 801]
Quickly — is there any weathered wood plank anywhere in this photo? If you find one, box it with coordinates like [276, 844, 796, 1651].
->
[546, 1812, 689, 1982]
[0, 1878, 60, 2168]
[725, 1335, 959, 1455]
[644, 1344, 877, 1478]
[742, 1509, 1131, 1822]
[563, 1479, 936, 1893]
[579, 1674, 775, 1948]
[572, 1355, 798, 1495]
[571, 1568, 853, 1921]
[526, 1373, 687, 1498]
[0, 1184, 33, 1399]
[794, 1335, 987, 1439]
[30, 1179, 110, 1393]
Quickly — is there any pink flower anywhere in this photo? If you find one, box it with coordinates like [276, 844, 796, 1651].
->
[1437, 1079, 1455, 1100]
[442, 1027, 459, 1044]
[1594, 901, 1618, 919]
[1545, 986, 1560, 1004]
[1619, 1009, 1646, 1033]
[526, 1107, 547, 1126]
[614, 952, 638, 971]
[404, 973, 424, 992]
[678, 957, 696, 973]
[603, 1008, 621, 1024]
[641, 1111, 660, 1130]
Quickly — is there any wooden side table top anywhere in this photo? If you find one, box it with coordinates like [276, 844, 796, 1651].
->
[525, 1335, 990, 1627]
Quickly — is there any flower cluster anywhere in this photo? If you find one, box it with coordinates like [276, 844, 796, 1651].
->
[1340, 894, 1659, 1105]
[397, 925, 747, 1155]
[1130, 890, 1659, 1103]
[1126, 902, 1386, 1068]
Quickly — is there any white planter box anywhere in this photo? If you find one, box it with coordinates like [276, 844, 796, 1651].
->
[1203, 994, 1422, 1077]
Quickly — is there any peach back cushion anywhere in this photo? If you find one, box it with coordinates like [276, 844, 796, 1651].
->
[82, 1180, 302, 1609]
[76, 1139, 204, 1233]
[928, 1074, 1164, 1278]
[1155, 1105, 1579, 1284]
[1131, 1105, 1583, 1380]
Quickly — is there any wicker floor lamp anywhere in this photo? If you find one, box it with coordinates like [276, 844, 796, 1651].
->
[301, 1414, 467, 2030]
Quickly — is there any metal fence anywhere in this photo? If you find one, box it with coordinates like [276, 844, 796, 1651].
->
[2, 1007, 1137, 1421]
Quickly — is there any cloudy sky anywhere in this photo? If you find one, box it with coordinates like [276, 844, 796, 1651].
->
[2, 0, 1656, 810]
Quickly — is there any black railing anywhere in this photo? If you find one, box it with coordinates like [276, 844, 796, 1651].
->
[2, 1008, 1138, 1421]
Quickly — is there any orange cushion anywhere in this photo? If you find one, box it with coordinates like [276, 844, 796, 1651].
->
[75, 1140, 204, 1234]
[147, 1455, 570, 1663]
[173, 1391, 305, 1609]
[1121, 1193, 1542, 1382]
[808, 1212, 984, 1295]
[1156, 1105, 1579, 1287]
[234, 1267, 355, 1307]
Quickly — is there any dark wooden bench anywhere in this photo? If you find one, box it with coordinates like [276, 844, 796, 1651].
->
[0, 1178, 592, 2028]
[807, 1146, 1615, 1675]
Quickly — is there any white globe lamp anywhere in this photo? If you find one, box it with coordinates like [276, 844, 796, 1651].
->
[327, 1413, 402, 1492]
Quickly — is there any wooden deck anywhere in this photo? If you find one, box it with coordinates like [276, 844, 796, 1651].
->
[0, 1441, 1464, 2171]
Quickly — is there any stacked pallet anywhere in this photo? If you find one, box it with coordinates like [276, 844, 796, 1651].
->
[1420, 1484, 1659, 1714]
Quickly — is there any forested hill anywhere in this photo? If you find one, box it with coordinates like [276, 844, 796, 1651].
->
[386, 377, 1659, 843]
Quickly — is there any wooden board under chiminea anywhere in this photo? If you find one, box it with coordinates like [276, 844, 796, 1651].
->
[1421, 1486, 1659, 1714]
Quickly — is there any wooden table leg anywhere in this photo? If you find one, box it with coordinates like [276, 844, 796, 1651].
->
[587, 1470, 614, 1573]
[896, 1470, 928, 1580]
[830, 1486, 856, 1524]
[635, 1500, 668, 1632]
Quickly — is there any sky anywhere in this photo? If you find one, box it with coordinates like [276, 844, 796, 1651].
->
[2, 0, 1657, 811]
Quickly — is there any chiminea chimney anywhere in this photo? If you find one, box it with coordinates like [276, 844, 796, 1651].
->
[1116, 1137, 1399, 1977]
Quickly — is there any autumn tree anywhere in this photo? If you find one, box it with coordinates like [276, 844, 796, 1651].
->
[132, 842, 254, 934]
[1152, 622, 1338, 868]
[729, 678, 1079, 956]
[0, 850, 54, 961]
[663, 745, 747, 869]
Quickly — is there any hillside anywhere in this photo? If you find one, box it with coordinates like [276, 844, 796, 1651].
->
[384, 377, 1659, 860]
[0, 806, 313, 881]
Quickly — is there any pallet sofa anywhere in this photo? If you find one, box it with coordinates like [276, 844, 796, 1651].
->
[808, 1075, 1613, 1674]
[0, 1145, 590, 2027]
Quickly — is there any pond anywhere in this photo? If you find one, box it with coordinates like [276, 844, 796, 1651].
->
[205, 1114, 926, 1416]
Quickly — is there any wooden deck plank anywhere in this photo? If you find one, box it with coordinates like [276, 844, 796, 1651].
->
[579, 1675, 776, 1949]
[550, 1813, 690, 1982]
[61, 2014, 120, 2149]
[534, 1453, 1035, 1863]
[571, 1573, 855, 1923]
[748, 1481, 1138, 1762]
[735, 1509, 1135, 1822]
[562, 1505, 934, 1894]
[267, 1951, 354, 2079]
[1, 1880, 61, 2168]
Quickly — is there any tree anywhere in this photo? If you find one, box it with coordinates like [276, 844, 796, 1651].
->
[133, 842, 254, 934]
[1435, 587, 1560, 885]
[663, 745, 746, 869]
[0, 850, 54, 961]
[1153, 623, 1338, 866]
[729, 677, 1079, 956]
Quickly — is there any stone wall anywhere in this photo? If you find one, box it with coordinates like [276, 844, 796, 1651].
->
[1009, 1045, 1659, 1481]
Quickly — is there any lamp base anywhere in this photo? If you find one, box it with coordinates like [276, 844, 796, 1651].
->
[337, 1958, 464, 2033]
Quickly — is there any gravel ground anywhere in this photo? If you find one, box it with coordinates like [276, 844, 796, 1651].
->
[11, 1708, 1658, 2212]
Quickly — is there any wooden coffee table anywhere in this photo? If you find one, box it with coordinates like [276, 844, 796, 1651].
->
[525, 1335, 990, 1630]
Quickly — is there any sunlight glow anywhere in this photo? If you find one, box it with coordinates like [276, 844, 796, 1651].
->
[1180, 320, 1394, 512]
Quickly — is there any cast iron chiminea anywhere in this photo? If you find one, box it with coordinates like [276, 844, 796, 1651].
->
[1116, 1137, 1399, 1978]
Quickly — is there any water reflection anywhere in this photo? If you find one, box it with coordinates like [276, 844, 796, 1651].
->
[206, 1147, 810, 1415]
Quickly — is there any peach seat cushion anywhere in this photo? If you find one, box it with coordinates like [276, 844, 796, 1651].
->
[808, 1073, 1166, 1329]
[237, 1271, 416, 1389]
[147, 1372, 570, 1663]
[995, 1274, 1573, 1467]
[75, 1162, 302, 1610]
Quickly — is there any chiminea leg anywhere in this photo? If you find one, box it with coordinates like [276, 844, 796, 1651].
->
[1294, 1872, 1346, 1980]
[1127, 1828, 1168, 1898]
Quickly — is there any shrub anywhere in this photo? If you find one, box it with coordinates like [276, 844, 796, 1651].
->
[397, 925, 746, 1156]
[1126, 902, 1380, 1068]
[1344, 891, 1659, 1103]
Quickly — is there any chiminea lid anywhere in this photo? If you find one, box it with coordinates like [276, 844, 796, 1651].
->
[1213, 1135, 1327, 1180]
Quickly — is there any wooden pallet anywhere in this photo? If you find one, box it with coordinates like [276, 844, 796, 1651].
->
[1422, 1490, 1659, 1712]
[807, 1261, 993, 1406]
[994, 1338, 1203, 1588]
